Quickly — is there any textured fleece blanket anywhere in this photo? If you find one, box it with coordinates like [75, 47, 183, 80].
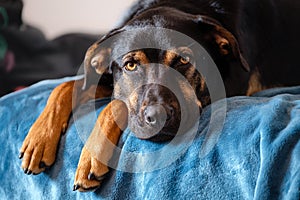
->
[0, 76, 299, 200]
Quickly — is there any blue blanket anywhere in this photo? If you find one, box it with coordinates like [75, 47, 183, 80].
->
[0, 76, 299, 199]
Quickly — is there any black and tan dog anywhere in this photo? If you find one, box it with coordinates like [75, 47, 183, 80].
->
[19, 0, 300, 192]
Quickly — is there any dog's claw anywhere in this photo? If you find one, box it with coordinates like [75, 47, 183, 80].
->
[73, 184, 99, 192]
[24, 168, 32, 175]
[19, 152, 24, 159]
[88, 173, 95, 180]
[88, 172, 106, 181]
[39, 162, 46, 169]
[73, 184, 80, 191]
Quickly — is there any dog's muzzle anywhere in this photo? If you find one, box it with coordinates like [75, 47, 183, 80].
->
[143, 104, 174, 127]
[129, 84, 181, 141]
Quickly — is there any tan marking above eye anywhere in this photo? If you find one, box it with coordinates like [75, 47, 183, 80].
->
[164, 51, 177, 66]
[122, 50, 149, 65]
[164, 47, 194, 66]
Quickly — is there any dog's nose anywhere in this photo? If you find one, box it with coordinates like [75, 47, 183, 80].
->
[144, 106, 160, 125]
[144, 105, 173, 126]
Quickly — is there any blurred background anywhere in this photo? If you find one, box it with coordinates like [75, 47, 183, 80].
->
[22, 0, 136, 39]
[0, 0, 136, 96]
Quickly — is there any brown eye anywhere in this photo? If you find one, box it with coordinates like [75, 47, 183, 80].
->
[180, 56, 190, 65]
[124, 61, 138, 71]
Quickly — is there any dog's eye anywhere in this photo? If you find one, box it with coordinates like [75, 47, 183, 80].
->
[180, 56, 190, 65]
[124, 61, 138, 71]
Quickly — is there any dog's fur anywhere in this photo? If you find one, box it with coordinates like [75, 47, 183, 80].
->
[19, 0, 300, 192]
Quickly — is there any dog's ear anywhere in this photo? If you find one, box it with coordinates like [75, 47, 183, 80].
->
[196, 15, 250, 72]
[82, 42, 112, 90]
[82, 28, 124, 90]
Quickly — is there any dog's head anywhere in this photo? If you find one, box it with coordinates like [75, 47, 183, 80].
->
[82, 7, 249, 140]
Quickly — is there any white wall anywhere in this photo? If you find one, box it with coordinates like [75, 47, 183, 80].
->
[22, 0, 136, 39]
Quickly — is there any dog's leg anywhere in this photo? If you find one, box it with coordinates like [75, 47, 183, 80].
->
[73, 99, 128, 192]
[19, 79, 112, 175]
[19, 81, 76, 175]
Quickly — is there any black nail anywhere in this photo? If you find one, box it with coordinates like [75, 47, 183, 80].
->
[19, 152, 24, 159]
[89, 173, 106, 181]
[39, 162, 46, 169]
[27, 170, 32, 175]
[88, 173, 95, 180]
[24, 168, 28, 174]
[73, 184, 80, 191]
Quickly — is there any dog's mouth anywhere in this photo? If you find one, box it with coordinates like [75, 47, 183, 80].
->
[129, 102, 181, 141]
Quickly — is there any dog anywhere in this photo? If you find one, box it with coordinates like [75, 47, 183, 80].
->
[19, 0, 300, 192]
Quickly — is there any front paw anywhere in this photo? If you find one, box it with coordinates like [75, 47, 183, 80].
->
[73, 146, 109, 192]
[19, 122, 66, 175]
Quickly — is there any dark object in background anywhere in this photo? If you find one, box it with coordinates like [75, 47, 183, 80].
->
[0, 0, 23, 27]
[0, 0, 100, 96]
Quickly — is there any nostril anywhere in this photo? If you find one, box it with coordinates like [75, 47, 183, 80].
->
[146, 115, 156, 124]
[144, 109, 157, 125]
[143, 105, 169, 127]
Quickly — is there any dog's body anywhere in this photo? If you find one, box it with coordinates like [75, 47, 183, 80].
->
[117, 0, 300, 95]
[19, 0, 300, 192]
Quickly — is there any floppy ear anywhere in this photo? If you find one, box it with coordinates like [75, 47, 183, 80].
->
[82, 28, 124, 90]
[196, 15, 250, 72]
[82, 42, 112, 90]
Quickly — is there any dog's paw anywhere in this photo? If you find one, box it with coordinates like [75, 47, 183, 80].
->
[19, 120, 67, 175]
[73, 146, 109, 192]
